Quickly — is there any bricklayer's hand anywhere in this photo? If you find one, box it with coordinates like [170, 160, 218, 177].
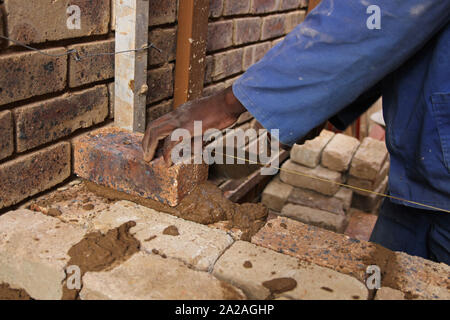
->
[142, 87, 246, 166]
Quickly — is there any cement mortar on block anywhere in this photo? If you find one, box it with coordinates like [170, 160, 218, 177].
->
[281, 204, 347, 233]
[0, 209, 86, 300]
[322, 134, 360, 172]
[90, 201, 234, 271]
[261, 177, 294, 212]
[213, 241, 368, 300]
[80, 252, 246, 300]
[290, 130, 334, 168]
[280, 160, 342, 196]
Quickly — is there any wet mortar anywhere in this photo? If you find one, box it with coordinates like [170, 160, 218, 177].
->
[262, 277, 298, 298]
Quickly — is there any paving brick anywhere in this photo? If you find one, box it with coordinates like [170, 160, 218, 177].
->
[148, 0, 177, 26]
[15, 86, 108, 152]
[0, 209, 86, 299]
[207, 21, 233, 52]
[351, 177, 387, 213]
[285, 10, 306, 33]
[280, 0, 302, 10]
[146, 64, 174, 104]
[322, 133, 360, 172]
[261, 14, 287, 40]
[250, 0, 280, 14]
[290, 129, 334, 168]
[80, 252, 246, 300]
[147, 100, 173, 122]
[233, 17, 262, 45]
[281, 203, 347, 233]
[0, 48, 67, 106]
[0, 111, 13, 160]
[0, 142, 71, 209]
[212, 48, 243, 81]
[280, 160, 342, 196]
[350, 137, 388, 180]
[223, 0, 250, 16]
[148, 27, 177, 66]
[213, 241, 368, 300]
[288, 187, 347, 216]
[261, 177, 293, 212]
[4, 0, 109, 44]
[374, 287, 405, 300]
[347, 163, 388, 196]
[210, 0, 224, 17]
[73, 127, 208, 207]
[243, 41, 272, 69]
[91, 201, 234, 271]
[68, 40, 115, 87]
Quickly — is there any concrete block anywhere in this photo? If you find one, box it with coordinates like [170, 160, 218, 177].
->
[280, 160, 342, 196]
[213, 241, 368, 300]
[80, 252, 246, 300]
[281, 204, 347, 233]
[0, 209, 86, 300]
[350, 137, 388, 180]
[288, 187, 347, 216]
[261, 177, 293, 212]
[73, 127, 208, 207]
[91, 201, 234, 271]
[0, 142, 71, 209]
[0, 111, 13, 160]
[291, 130, 334, 168]
[322, 134, 360, 172]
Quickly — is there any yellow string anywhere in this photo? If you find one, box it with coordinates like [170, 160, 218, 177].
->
[215, 151, 450, 214]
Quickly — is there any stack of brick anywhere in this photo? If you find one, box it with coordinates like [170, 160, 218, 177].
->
[262, 131, 390, 233]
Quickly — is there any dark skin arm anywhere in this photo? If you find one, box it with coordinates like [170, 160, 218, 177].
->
[142, 86, 326, 165]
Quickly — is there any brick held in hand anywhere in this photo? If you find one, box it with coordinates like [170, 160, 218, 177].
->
[73, 127, 208, 207]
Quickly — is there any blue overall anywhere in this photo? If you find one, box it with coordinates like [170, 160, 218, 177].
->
[233, 0, 450, 263]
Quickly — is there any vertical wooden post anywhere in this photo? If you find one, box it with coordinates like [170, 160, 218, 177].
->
[114, 0, 149, 133]
[307, 0, 321, 14]
[173, 0, 209, 108]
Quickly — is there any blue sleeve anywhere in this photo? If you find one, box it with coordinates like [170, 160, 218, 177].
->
[232, 0, 450, 145]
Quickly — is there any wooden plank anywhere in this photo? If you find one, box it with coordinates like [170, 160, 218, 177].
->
[173, 0, 209, 108]
[114, 0, 149, 133]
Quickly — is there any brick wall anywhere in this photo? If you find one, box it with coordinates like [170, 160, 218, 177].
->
[0, 0, 310, 211]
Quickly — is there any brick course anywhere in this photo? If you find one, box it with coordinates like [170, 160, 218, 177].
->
[0, 111, 14, 161]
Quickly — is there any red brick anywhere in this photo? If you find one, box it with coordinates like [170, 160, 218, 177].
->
[0, 48, 67, 106]
[223, 0, 250, 16]
[147, 100, 173, 122]
[73, 127, 208, 207]
[207, 21, 233, 52]
[148, 27, 177, 66]
[14, 86, 109, 153]
[203, 83, 227, 97]
[285, 10, 306, 33]
[243, 42, 272, 69]
[233, 17, 262, 45]
[149, 0, 177, 26]
[212, 49, 243, 81]
[0, 111, 14, 160]
[261, 14, 287, 40]
[68, 39, 115, 88]
[250, 0, 279, 14]
[210, 0, 224, 17]
[204, 55, 214, 84]
[280, 0, 302, 10]
[0, 142, 71, 209]
[4, 0, 109, 44]
[146, 64, 174, 104]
